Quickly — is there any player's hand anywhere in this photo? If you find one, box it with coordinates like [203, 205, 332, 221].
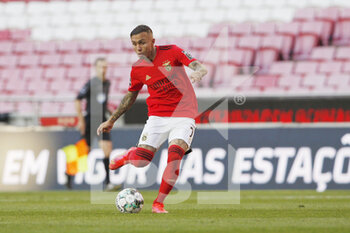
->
[77, 118, 85, 135]
[190, 71, 203, 83]
[97, 120, 114, 135]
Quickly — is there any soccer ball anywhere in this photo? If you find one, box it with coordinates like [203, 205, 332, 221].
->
[115, 188, 144, 213]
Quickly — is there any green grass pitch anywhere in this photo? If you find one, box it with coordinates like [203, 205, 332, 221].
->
[0, 190, 349, 233]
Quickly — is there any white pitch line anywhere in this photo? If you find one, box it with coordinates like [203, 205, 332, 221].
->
[243, 195, 350, 199]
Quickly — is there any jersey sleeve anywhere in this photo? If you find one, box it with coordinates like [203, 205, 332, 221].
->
[76, 81, 90, 100]
[173, 45, 197, 66]
[128, 69, 144, 92]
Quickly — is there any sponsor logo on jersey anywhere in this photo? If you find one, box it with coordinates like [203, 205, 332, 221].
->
[146, 75, 152, 81]
[162, 60, 172, 72]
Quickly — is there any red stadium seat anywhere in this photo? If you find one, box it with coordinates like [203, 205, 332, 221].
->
[15, 102, 35, 114]
[333, 8, 350, 46]
[100, 39, 124, 53]
[276, 22, 301, 59]
[0, 42, 14, 54]
[302, 74, 327, 89]
[212, 36, 238, 50]
[61, 102, 76, 115]
[27, 78, 48, 93]
[18, 55, 40, 67]
[293, 8, 316, 22]
[35, 41, 57, 54]
[233, 75, 258, 93]
[110, 78, 122, 92]
[254, 75, 279, 89]
[40, 54, 62, 67]
[278, 74, 303, 89]
[121, 38, 134, 52]
[293, 22, 324, 60]
[213, 64, 239, 86]
[67, 67, 90, 80]
[201, 49, 222, 65]
[225, 49, 254, 67]
[237, 35, 262, 51]
[114, 76, 130, 92]
[327, 74, 350, 88]
[110, 67, 132, 79]
[253, 22, 277, 36]
[315, 7, 340, 24]
[10, 30, 31, 41]
[13, 41, 35, 54]
[79, 40, 102, 53]
[342, 61, 350, 73]
[62, 53, 83, 67]
[22, 68, 44, 82]
[318, 61, 343, 74]
[276, 22, 300, 37]
[335, 47, 350, 61]
[5, 76, 28, 95]
[229, 23, 253, 37]
[40, 102, 62, 116]
[169, 37, 192, 51]
[50, 79, 74, 93]
[316, 7, 340, 44]
[0, 30, 11, 41]
[208, 23, 232, 38]
[260, 36, 282, 52]
[44, 67, 66, 80]
[254, 49, 279, 74]
[310, 46, 336, 61]
[57, 41, 79, 54]
[107, 53, 129, 66]
[0, 102, 15, 113]
[333, 20, 350, 46]
[0, 69, 21, 81]
[269, 61, 294, 76]
[0, 55, 17, 68]
[294, 61, 319, 75]
[293, 36, 319, 61]
[261, 35, 291, 60]
[190, 37, 214, 52]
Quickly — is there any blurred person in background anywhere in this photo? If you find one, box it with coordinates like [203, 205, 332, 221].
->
[67, 57, 116, 191]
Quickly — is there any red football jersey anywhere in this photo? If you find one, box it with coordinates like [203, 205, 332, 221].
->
[128, 45, 198, 119]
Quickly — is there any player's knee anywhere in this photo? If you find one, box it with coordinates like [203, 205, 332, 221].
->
[169, 139, 188, 152]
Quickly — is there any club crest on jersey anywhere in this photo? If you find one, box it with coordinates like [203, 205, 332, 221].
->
[182, 51, 193, 60]
[162, 60, 172, 72]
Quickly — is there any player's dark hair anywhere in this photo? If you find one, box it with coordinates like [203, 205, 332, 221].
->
[130, 25, 153, 37]
[94, 57, 106, 66]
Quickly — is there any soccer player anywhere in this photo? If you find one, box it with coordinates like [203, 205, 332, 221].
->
[97, 25, 207, 213]
[71, 57, 116, 191]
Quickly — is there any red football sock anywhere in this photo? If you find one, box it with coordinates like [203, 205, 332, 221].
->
[154, 145, 185, 204]
[129, 147, 154, 167]
[110, 147, 154, 170]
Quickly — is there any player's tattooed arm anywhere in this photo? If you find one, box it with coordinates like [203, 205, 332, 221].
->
[109, 91, 139, 123]
[97, 91, 139, 135]
[188, 61, 208, 83]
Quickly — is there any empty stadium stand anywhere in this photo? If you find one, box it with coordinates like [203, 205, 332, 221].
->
[0, 0, 350, 121]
